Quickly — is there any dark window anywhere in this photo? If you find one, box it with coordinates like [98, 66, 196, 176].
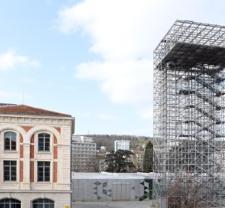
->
[4, 132, 17, 151]
[0, 198, 21, 208]
[32, 198, 54, 208]
[37, 162, 50, 182]
[38, 133, 50, 152]
[4, 161, 17, 181]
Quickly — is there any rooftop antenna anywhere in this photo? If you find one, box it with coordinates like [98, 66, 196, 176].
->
[21, 92, 24, 105]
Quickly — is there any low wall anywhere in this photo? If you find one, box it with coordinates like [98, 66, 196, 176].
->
[72, 173, 153, 202]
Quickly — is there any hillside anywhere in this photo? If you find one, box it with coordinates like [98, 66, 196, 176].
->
[81, 134, 153, 151]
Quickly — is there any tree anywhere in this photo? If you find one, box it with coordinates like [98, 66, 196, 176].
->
[143, 141, 153, 172]
[167, 176, 204, 208]
[165, 175, 225, 208]
[105, 150, 136, 172]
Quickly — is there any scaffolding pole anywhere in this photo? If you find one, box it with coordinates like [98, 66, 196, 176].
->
[153, 20, 225, 208]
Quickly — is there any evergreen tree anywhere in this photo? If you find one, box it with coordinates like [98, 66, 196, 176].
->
[143, 141, 153, 172]
[105, 150, 136, 173]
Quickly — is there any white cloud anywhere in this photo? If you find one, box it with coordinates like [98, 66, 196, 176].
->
[57, 0, 153, 60]
[57, 0, 219, 120]
[57, 0, 154, 113]
[76, 59, 152, 104]
[0, 50, 39, 71]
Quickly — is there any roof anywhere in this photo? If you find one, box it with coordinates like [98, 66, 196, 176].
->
[154, 20, 225, 67]
[72, 172, 154, 180]
[0, 103, 16, 106]
[161, 42, 225, 67]
[0, 104, 72, 117]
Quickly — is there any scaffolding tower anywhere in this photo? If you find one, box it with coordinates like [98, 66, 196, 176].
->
[153, 20, 225, 207]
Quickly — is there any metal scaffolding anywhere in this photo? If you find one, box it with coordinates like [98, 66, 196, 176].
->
[153, 20, 225, 207]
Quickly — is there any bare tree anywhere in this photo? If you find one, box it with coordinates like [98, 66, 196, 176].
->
[166, 176, 209, 208]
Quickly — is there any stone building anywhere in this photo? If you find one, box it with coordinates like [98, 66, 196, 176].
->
[0, 104, 74, 208]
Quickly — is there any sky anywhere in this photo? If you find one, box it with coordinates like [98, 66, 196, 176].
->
[1, 0, 225, 136]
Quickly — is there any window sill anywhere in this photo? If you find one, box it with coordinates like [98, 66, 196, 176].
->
[35, 181, 51, 184]
[37, 151, 51, 154]
[4, 151, 18, 153]
[3, 181, 18, 184]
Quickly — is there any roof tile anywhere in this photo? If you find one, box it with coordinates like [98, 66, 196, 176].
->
[0, 104, 71, 117]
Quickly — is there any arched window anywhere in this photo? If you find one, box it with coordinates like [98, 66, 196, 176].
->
[38, 133, 50, 152]
[0, 198, 21, 208]
[32, 198, 54, 208]
[4, 132, 17, 151]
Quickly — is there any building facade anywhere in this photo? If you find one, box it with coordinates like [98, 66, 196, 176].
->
[114, 140, 130, 152]
[71, 136, 96, 172]
[96, 149, 107, 172]
[0, 104, 74, 208]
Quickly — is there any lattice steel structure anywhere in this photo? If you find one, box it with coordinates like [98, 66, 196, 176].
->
[153, 20, 225, 207]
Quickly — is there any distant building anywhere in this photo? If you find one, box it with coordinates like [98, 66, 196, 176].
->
[100, 145, 106, 151]
[96, 146, 108, 172]
[73, 135, 94, 143]
[96, 154, 107, 172]
[0, 104, 74, 208]
[114, 140, 130, 152]
[72, 135, 97, 172]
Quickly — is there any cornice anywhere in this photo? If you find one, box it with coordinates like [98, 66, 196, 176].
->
[0, 116, 73, 126]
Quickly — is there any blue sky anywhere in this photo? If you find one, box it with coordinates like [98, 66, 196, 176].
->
[0, 0, 225, 136]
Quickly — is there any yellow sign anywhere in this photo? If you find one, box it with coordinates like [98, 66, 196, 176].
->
[64, 206, 70, 208]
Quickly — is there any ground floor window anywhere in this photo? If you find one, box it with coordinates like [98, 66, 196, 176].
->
[32, 198, 54, 208]
[0, 198, 21, 208]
